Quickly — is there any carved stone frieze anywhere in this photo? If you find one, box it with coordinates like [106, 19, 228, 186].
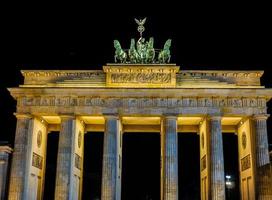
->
[17, 96, 267, 110]
[110, 72, 171, 83]
[104, 64, 179, 87]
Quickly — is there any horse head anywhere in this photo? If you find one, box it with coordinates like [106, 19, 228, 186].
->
[114, 40, 121, 50]
[163, 39, 172, 50]
[130, 39, 136, 49]
[148, 37, 154, 48]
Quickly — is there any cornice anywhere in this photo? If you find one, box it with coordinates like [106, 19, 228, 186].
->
[7, 87, 272, 99]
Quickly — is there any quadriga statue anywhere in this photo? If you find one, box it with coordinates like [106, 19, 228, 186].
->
[113, 18, 172, 64]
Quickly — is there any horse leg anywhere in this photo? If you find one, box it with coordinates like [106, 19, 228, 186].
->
[114, 55, 117, 63]
[123, 53, 127, 63]
[168, 55, 171, 63]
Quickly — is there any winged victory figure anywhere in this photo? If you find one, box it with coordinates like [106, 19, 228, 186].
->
[134, 18, 147, 26]
[135, 18, 147, 37]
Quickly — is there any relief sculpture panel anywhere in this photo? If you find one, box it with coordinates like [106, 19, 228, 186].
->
[104, 65, 179, 87]
[111, 73, 171, 83]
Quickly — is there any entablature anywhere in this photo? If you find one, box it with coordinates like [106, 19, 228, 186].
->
[8, 87, 271, 116]
[20, 67, 264, 88]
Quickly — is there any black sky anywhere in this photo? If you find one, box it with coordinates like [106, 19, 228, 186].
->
[1, 2, 272, 147]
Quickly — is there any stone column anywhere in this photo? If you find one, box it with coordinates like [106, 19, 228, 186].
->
[209, 116, 225, 200]
[8, 114, 33, 200]
[101, 115, 122, 200]
[252, 114, 270, 167]
[0, 146, 12, 200]
[161, 116, 178, 200]
[252, 114, 272, 199]
[54, 115, 75, 200]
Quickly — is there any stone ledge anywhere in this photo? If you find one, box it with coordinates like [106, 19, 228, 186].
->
[20, 69, 264, 87]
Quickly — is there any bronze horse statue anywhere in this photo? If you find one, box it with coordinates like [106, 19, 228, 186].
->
[128, 38, 139, 63]
[158, 39, 171, 63]
[114, 40, 127, 63]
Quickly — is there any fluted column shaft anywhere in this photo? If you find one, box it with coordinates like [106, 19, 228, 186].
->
[101, 115, 121, 200]
[252, 114, 271, 199]
[209, 116, 225, 200]
[162, 116, 178, 200]
[8, 114, 32, 200]
[252, 115, 270, 167]
[54, 116, 75, 200]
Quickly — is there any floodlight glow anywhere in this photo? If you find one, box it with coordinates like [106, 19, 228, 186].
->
[226, 181, 232, 185]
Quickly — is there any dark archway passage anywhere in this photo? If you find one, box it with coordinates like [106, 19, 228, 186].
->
[121, 133, 160, 200]
[82, 132, 104, 200]
[223, 133, 240, 200]
[43, 131, 59, 199]
[178, 133, 200, 200]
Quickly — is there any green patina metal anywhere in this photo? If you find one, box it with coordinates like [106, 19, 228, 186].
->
[114, 18, 172, 64]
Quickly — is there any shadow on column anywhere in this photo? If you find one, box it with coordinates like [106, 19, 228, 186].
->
[178, 133, 200, 200]
[223, 133, 240, 200]
[82, 132, 104, 200]
[43, 131, 59, 200]
[121, 133, 160, 200]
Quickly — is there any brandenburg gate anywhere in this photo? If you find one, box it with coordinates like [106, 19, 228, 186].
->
[5, 19, 272, 200]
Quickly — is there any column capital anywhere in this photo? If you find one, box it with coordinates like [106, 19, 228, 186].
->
[162, 114, 178, 120]
[59, 114, 75, 121]
[252, 114, 270, 121]
[14, 113, 32, 119]
[103, 113, 119, 120]
[207, 115, 222, 121]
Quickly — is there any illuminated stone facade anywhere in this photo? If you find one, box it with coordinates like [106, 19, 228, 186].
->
[4, 64, 272, 199]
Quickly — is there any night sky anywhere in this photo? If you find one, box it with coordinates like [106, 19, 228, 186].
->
[1, 2, 272, 199]
[2, 3, 272, 144]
